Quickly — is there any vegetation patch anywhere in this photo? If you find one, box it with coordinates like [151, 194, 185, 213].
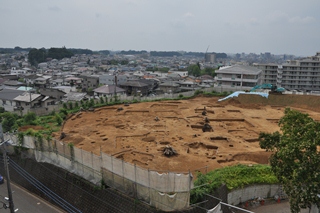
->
[191, 164, 278, 204]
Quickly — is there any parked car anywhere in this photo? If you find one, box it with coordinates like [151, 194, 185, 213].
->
[0, 174, 4, 184]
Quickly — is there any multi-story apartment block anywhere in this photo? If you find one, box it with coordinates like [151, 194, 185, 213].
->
[215, 64, 262, 90]
[254, 52, 320, 91]
[205, 53, 216, 63]
[79, 74, 99, 92]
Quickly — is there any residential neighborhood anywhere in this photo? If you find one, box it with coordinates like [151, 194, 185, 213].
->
[0, 49, 318, 115]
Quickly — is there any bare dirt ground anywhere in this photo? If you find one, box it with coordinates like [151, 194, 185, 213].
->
[57, 94, 320, 173]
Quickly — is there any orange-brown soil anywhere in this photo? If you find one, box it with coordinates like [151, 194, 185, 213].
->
[19, 125, 44, 132]
[57, 94, 320, 173]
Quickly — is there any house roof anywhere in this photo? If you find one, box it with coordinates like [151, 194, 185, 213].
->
[35, 77, 47, 81]
[64, 92, 88, 101]
[159, 81, 180, 87]
[65, 77, 81, 81]
[14, 93, 42, 103]
[24, 74, 39, 80]
[178, 81, 198, 85]
[0, 89, 25, 101]
[119, 81, 148, 87]
[51, 79, 64, 83]
[167, 73, 181, 78]
[217, 64, 261, 74]
[4, 80, 25, 86]
[39, 88, 66, 98]
[200, 75, 214, 80]
[0, 78, 8, 84]
[93, 85, 125, 94]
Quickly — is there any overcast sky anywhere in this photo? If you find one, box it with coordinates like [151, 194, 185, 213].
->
[1, 0, 320, 56]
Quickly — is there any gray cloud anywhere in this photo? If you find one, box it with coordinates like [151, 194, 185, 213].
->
[1, 0, 319, 56]
[48, 6, 61, 12]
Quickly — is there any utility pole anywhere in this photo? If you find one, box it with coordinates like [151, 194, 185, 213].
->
[28, 83, 32, 107]
[114, 75, 118, 102]
[114, 75, 117, 97]
[0, 124, 15, 213]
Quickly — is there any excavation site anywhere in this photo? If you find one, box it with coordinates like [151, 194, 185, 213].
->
[57, 94, 320, 173]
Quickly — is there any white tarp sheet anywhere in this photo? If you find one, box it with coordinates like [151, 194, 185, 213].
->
[218, 91, 269, 102]
[150, 191, 189, 211]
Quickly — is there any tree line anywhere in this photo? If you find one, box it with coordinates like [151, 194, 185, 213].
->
[28, 47, 74, 66]
[187, 63, 218, 77]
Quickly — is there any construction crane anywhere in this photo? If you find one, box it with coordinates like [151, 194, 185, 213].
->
[205, 45, 210, 54]
[204, 45, 210, 63]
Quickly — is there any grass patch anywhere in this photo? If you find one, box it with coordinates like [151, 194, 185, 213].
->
[191, 164, 278, 204]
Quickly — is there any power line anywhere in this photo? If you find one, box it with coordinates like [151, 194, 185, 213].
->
[0, 124, 15, 213]
[8, 158, 81, 213]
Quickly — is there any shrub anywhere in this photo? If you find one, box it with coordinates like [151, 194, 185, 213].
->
[63, 103, 67, 109]
[190, 164, 278, 204]
[60, 108, 68, 116]
[100, 97, 105, 104]
[68, 102, 73, 110]
[55, 113, 63, 126]
[194, 90, 203, 96]
[24, 112, 37, 125]
[88, 99, 95, 107]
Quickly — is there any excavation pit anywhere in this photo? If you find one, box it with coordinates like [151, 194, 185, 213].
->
[57, 96, 320, 172]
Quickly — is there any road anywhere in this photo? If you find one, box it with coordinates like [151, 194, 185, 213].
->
[0, 181, 64, 213]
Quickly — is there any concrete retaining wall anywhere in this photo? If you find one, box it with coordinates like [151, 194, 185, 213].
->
[228, 184, 285, 205]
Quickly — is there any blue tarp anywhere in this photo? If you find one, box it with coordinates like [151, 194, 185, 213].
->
[218, 91, 269, 102]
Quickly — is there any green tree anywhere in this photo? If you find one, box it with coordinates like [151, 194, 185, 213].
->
[47, 47, 74, 60]
[202, 67, 217, 77]
[259, 108, 320, 213]
[28, 48, 47, 66]
[187, 64, 201, 77]
[1, 113, 18, 132]
[24, 112, 37, 125]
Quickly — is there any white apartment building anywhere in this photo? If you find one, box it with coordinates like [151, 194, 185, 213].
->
[215, 64, 262, 90]
[254, 52, 320, 91]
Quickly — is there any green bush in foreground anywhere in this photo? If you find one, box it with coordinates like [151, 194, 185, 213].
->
[191, 164, 278, 204]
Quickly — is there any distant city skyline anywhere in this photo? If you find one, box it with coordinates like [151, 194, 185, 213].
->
[1, 0, 320, 56]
